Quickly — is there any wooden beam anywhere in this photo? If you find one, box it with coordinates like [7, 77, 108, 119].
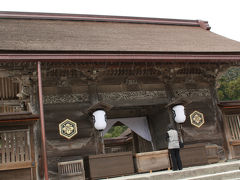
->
[0, 53, 240, 63]
[0, 161, 33, 171]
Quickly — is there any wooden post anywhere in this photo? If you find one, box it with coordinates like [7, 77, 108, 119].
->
[30, 125, 37, 180]
[37, 61, 49, 180]
[222, 114, 234, 159]
[100, 131, 105, 154]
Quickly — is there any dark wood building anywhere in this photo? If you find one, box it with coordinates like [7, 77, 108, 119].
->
[0, 11, 240, 179]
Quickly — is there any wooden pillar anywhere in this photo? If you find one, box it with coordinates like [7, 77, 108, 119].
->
[88, 83, 104, 154]
[37, 61, 49, 180]
[210, 80, 229, 159]
[88, 83, 98, 105]
[164, 82, 175, 126]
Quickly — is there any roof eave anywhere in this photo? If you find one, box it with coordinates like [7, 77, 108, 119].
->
[0, 11, 210, 30]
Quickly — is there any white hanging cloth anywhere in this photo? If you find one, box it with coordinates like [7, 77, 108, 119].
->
[103, 116, 152, 142]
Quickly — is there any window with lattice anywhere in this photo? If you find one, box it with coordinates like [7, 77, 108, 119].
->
[0, 129, 31, 167]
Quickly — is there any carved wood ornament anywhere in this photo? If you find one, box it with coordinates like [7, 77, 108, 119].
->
[190, 111, 205, 128]
[59, 119, 78, 139]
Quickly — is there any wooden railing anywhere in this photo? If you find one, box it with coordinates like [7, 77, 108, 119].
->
[225, 114, 240, 158]
[0, 129, 32, 170]
[226, 114, 240, 140]
[58, 159, 85, 180]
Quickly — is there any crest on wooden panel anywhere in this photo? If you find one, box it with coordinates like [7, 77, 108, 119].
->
[59, 119, 78, 139]
[190, 111, 204, 128]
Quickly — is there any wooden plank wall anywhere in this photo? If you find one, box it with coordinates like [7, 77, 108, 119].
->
[44, 104, 97, 179]
[0, 168, 31, 180]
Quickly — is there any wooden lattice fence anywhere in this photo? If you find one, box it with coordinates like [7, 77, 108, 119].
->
[0, 129, 31, 170]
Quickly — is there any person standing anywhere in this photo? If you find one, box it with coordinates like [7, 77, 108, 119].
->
[166, 124, 183, 171]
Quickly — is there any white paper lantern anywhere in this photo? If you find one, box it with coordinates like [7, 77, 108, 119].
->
[172, 105, 186, 123]
[93, 110, 107, 131]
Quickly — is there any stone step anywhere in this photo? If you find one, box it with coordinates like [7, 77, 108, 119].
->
[142, 161, 240, 180]
[180, 170, 240, 180]
[106, 160, 240, 180]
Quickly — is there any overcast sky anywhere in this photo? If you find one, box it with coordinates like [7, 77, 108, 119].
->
[1, 0, 240, 42]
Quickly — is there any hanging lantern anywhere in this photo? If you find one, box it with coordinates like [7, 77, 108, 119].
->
[92, 110, 107, 131]
[172, 105, 186, 123]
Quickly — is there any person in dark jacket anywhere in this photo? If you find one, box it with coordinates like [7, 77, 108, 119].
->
[166, 124, 183, 171]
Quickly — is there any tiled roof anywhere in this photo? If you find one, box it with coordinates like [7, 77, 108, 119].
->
[1, 12, 240, 53]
